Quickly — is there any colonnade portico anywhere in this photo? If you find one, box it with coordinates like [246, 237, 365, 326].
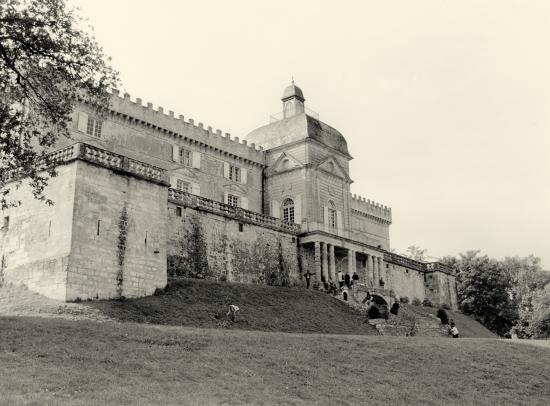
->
[307, 237, 386, 288]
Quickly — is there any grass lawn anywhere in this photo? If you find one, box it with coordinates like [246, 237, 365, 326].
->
[1, 316, 548, 406]
[88, 278, 379, 335]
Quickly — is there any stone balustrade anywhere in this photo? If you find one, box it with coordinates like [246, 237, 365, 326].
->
[425, 262, 455, 274]
[1, 143, 170, 187]
[383, 252, 426, 272]
[168, 188, 301, 235]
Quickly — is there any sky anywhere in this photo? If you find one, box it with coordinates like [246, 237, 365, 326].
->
[70, 0, 550, 267]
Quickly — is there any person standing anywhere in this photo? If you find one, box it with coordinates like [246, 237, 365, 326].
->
[304, 271, 312, 289]
[337, 271, 344, 288]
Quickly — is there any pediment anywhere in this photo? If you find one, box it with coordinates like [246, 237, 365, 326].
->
[267, 152, 303, 175]
[223, 183, 247, 195]
[316, 156, 352, 183]
[171, 166, 199, 180]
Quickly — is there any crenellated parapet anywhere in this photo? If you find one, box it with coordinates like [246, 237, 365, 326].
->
[350, 193, 392, 224]
[102, 90, 265, 165]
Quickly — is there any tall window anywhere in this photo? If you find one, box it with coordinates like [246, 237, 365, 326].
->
[86, 117, 102, 137]
[282, 198, 295, 223]
[179, 148, 192, 167]
[227, 194, 239, 207]
[176, 179, 191, 193]
[229, 165, 241, 182]
[328, 201, 336, 229]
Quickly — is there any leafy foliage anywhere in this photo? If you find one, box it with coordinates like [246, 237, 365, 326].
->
[399, 296, 409, 304]
[436, 308, 449, 325]
[421, 298, 433, 307]
[411, 297, 421, 306]
[169, 215, 211, 279]
[0, 0, 118, 208]
[442, 251, 550, 338]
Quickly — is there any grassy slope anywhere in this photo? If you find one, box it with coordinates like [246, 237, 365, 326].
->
[89, 279, 379, 335]
[1, 316, 549, 406]
[403, 304, 496, 338]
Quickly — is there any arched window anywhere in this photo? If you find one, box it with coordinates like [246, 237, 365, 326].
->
[282, 198, 295, 223]
[328, 200, 336, 229]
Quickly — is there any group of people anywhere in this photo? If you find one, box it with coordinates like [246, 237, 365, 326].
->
[303, 270, 360, 292]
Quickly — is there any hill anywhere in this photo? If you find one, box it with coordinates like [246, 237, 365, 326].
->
[0, 316, 548, 405]
[402, 304, 496, 338]
[89, 278, 378, 335]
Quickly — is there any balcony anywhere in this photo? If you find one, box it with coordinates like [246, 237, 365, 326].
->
[168, 189, 301, 235]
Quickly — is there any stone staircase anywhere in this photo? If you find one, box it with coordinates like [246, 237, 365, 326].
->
[333, 287, 449, 337]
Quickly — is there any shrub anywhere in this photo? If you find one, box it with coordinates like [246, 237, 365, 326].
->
[367, 303, 380, 319]
[399, 296, 410, 304]
[441, 303, 451, 310]
[412, 297, 421, 306]
[422, 298, 433, 307]
[390, 302, 400, 316]
[437, 308, 449, 325]
[379, 304, 389, 320]
[389, 289, 396, 298]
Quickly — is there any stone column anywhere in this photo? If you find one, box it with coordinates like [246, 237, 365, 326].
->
[347, 249, 354, 277]
[365, 254, 371, 286]
[371, 255, 376, 286]
[328, 244, 336, 282]
[321, 242, 329, 283]
[314, 242, 321, 285]
[376, 257, 382, 286]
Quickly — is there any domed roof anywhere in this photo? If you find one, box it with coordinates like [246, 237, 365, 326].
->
[245, 113, 350, 157]
[281, 81, 305, 101]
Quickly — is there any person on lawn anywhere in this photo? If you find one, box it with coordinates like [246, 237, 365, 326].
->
[450, 324, 459, 338]
[227, 304, 240, 322]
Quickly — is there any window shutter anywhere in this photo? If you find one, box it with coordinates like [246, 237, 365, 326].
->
[240, 197, 249, 210]
[170, 176, 178, 188]
[191, 182, 200, 196]
[336, 210, 343, 232]
[241, 168, 248, 184]
[223, 191, 229, 204]
[323, 206, 329, 224]
[223, 162, 230, 179]
[192, 151, 201, 169]
[172, 145, 180, 162]
[78, 112, 88, 133]
[294, 194, 302, 224]
[272, 200, 280, 218]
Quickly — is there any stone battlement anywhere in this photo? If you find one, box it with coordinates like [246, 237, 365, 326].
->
[99, 90, 266, 165]
[168, 188, 301, 235]
[350, 193, 392, 223]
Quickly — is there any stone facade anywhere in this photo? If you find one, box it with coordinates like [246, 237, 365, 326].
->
[0, 83, 458, 309]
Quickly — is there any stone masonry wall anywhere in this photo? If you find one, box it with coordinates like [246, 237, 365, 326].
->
[0, 164, 77, 300]
[384, 263, 427, 303]
[425, 272, 458, 310]
[167, 203, 300, 286]
[66, 160, 167, 300]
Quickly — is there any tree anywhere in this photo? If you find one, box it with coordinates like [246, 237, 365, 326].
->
[405, 245, 427, 261]
[454, 251, 518, 336]
[529, 283, 550, 338]
[0, 0, 118, 208]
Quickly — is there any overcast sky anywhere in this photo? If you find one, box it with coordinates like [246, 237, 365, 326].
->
[70, 0, 550, 267]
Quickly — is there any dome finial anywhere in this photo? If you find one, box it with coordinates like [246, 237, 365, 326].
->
[291, 76, 294, 85]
